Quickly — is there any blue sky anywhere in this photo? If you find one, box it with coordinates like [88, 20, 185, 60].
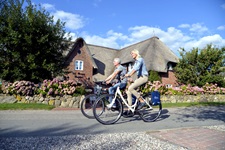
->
[31, 0, 225, 56]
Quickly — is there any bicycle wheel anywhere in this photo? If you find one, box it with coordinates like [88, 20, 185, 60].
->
[138, 97, 162, 122]
[80, 94, 98, 119]
[93, 94, 123, 125]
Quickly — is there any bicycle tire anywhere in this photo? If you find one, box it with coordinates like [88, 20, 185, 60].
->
[80, 94, 98, 119]
[93, 94, 123, 125]
[138, 96, 162, 122]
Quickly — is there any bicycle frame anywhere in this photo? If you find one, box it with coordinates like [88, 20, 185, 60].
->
[107, 86, 151, 113]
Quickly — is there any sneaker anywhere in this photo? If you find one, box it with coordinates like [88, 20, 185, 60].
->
[111, 105, 116, 108]
[106, 104, 116, 108]
[123, 110, 134, 117]
[137, 102, 146, 110]
[147, 105, 153, 110]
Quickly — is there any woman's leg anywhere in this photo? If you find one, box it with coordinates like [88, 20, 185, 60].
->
[126, 90, 133, 106]
[127, 76, 148, 104]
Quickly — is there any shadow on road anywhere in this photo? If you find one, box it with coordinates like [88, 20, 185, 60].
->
[170, 106, 225, 123]
[0, 123, 105, 138]
[114, 108, 170, 125]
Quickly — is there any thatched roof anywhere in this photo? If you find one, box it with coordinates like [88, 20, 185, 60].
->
[117, 36, 179, 72]
[87, 36, 179, 81]
[87, 44, 118, 81]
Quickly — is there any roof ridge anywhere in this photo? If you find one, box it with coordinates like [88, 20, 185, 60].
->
[121, 36, 159, 50]
[87, 44, 119, 51]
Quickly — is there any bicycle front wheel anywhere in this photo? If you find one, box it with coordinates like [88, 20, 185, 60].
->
[139, 100, 162, 122]
[93, 94, 123, 125]
[80, 94, 98, 119]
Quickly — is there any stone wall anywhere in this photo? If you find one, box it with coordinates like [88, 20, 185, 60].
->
[161, 94, 225, 103]
[0, 94, 225, 108]
[0, 94, 85, 108]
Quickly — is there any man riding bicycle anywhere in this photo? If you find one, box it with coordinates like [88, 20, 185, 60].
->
[105, 58, 127, 108]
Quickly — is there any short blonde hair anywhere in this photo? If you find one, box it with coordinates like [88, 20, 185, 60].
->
[131, 49, 141, 58]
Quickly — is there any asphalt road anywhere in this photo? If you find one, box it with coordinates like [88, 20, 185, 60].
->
[0, 106, 224, 138]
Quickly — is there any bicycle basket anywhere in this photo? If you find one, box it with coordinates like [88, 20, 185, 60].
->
[94, 85, 102, 95]
[151, 91, 161, 106]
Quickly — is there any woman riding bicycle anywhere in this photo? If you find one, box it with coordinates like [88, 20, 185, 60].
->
[125, 49, 151, 111]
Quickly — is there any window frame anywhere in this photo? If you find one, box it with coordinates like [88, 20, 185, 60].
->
[75, 60, 83, 70]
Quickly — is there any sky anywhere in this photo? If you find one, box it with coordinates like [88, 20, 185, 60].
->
[31, 0, 225, 57]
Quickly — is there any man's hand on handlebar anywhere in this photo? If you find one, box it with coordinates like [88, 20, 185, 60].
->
[125, 74, 130, 77]
[106, 80, 111, 85]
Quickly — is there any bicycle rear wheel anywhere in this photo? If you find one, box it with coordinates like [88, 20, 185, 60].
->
[93, 94, 123, 125]
[80, 94, 99, 119]
[139, 100, 162, 122]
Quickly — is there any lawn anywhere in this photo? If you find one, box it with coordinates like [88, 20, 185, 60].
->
[0, 103, 55, 110]
[162, 102, 225, 108]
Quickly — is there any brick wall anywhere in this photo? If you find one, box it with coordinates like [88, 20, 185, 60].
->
[66, 43, 93, 83]
[160, 70, 178, 87]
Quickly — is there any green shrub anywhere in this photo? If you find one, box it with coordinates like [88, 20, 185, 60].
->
[0, 84, 2, 93]
[148, 70, 161, 82]
[74, 86, 86, 96]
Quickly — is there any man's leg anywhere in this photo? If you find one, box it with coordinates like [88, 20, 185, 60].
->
[108, 83, 120, 104]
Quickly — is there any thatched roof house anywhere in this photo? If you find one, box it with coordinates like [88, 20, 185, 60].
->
[65, 36, 179, 87]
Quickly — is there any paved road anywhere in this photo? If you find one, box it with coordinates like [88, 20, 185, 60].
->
[0, 106, 224, 138]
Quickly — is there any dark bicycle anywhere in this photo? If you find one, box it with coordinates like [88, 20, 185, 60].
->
[80, 82, 108, 119]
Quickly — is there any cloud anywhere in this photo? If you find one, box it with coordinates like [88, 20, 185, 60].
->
[42, 3, 55, 10]
[217, 25, 225, 30]
[84, 35, 121, 49]
[178, 23, 208, 34]
[53, 11, 85, 30]
[189, 23, 208, 33]
[221, 3, 225, 9]
[39, 4, 224, 56]
[178, 24, 190, 28]
[78, 30, 129, 49]
[184, 34, 225, 50]
[93, 0, 102, 7]
[76, 25, 225, 57]
[40, 3, 86, 30]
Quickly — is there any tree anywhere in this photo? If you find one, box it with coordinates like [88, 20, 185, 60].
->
[0, 0, 72, 83]
[174, 44, 225, 87]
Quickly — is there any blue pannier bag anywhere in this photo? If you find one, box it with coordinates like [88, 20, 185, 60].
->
[151, 91, 161, 105]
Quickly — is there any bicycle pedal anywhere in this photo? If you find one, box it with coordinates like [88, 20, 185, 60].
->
[123, 110, 134, 117]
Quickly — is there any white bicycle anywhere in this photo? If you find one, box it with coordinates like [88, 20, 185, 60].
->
[92, 84, 162, 125]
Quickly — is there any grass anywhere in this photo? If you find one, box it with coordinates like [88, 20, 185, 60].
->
[0, 102, 225, 110]
[0, 103, 55, 110]
[162, 102, 225, 108]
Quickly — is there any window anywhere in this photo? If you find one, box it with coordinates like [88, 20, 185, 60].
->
[75, 60, 83, 70]
[128, 63, 133, 72]
[168, 63, 173, 70]
[166, 84, 172, 88]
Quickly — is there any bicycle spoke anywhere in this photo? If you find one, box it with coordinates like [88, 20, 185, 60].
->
[81, 94, 98, 119]
[93, 94, 123, 125]
[139, 103, 162, 122]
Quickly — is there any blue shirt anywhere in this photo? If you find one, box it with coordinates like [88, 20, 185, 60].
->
[130, 58, 148, 78]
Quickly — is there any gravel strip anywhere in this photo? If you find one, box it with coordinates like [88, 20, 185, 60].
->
[2, 125, 224, 150]
[203, 124, 225, 131]
[0, 132, 187, 150]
